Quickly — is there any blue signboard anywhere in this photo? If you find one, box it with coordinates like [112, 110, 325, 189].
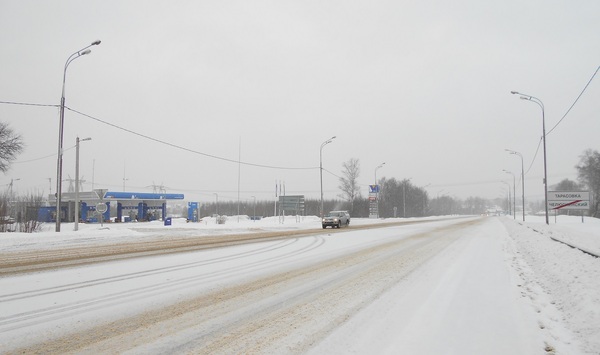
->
[104, 191, 184, 200]
[369, 185, 380, 193]
[188, 202, 199, 222]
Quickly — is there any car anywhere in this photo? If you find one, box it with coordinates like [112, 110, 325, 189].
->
[322, 210, 350, 229]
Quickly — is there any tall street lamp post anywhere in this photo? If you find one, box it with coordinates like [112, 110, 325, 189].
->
[319, 136, 336, 218]
[511, 91, 549, 224]
[503, 170, 516, 219]
[506, 149, 525, 221]
[374, 163, 385, 186]
[403, 178, 412, 218]
[501, 181, 511, 215]
[74, 137, 91, 231]
[422, 183, 431, 216]
[374, 162, 385, 218]
[8, 178, 20, 196]
[213, 193, 219, 222]
[56, 40, 101, 232]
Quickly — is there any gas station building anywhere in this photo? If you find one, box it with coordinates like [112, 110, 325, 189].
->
[43, 190, 185, 223]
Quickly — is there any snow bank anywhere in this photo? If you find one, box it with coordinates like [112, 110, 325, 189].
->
[501, 216, 600, 354]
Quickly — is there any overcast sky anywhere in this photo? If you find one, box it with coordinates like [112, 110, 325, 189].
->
[1, 0, 598, 204]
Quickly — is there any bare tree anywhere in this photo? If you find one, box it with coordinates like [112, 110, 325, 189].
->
[338, 158, 361, 213]
[0, 190, 11, 232]
[15, 191, 45, 233]
[0, 122, 24, 173]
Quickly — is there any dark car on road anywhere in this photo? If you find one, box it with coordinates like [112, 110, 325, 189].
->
[322, 211, 350, 229]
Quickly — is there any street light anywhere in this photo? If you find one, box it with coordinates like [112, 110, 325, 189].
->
[503, 170, 516, 220]
[74, 137, 91, 231]
[422, 183, 431, 216]
[501, 181, 511, 215]
[403, 178, 412, 218]
[506, 149, 525, 221]
[8, 179, 20, 223]
[511, 91, 548, 224]
[8, 178, 20, 196]
[374, 163, 385, 185]
[56, 40, 101, 232]
[374, 162, 385, 218]
[319, 136, 336, 218]
[213, 192, 219, 222]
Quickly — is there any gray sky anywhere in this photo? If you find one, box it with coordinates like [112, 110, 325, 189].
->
[1, 0, 599, 204]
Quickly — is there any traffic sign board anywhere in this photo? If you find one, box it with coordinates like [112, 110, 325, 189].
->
[279, 195, 305, 212]
[96, 203, 107, 213]
[548, 191, 590, 210]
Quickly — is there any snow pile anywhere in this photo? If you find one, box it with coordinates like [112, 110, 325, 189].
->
[0, 215, 453, 253]
[501, 216, 600, 354]
[0, 215, 321, 252]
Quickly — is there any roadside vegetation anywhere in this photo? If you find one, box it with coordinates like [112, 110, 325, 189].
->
[2, 115, 599, 232]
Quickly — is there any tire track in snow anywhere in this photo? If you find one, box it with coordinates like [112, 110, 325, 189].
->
[8, 218, 481, 354]
[0, 236, 325, 333]
[0, 218, 452, 275]
[0, 237, 300, 302]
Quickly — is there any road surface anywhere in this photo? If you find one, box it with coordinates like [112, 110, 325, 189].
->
[0, 217, 547, 354]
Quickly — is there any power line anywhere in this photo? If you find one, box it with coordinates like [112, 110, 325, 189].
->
[66, 106, 319, 171]
[0, 100, 58, 108]
[14, 152, 56, 164]
[0, 100, 322, 171]
[521, 65, 599, 177]
[524, 137, 543, 176]
[14, 145, 75, 164]
[547, 65, 600, 136]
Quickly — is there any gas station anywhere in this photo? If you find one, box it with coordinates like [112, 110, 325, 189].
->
[42, 190, 185, 223]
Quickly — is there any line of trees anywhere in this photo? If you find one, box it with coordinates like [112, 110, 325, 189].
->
[189, 194, 497, 219]
[149, 151, 600, 220]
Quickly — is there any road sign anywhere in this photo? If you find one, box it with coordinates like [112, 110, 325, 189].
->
[279, 195, 305, 212]
[96, 203, 107, 213]
[547, 191, 590, 210]
[94, 189, 108, 200]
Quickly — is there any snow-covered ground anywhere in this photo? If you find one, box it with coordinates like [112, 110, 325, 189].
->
[0, 214, 598, 354]
[309, 215, 600, 355]
[0, 214, 393, 253]
[501, 215, 600, 354]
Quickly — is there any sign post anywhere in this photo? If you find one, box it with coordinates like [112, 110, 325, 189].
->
[278, 195, 305, 223]
[94, 189, 108, 227]
[369, 185, 380, 218]
[96, 202, 107, 227]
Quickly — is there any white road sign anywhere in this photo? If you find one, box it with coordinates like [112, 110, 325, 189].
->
[547, 191, 590, 210]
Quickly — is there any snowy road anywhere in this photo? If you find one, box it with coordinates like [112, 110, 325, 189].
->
[0, 216, 577, 353]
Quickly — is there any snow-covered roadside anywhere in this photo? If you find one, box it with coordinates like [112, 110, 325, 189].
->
[309, 216, 600, 355]
[309, 217, 556, 354]
[0, 215, 318, 253]
[0, 215, 458, 253]
[500, 216, 600, 354]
